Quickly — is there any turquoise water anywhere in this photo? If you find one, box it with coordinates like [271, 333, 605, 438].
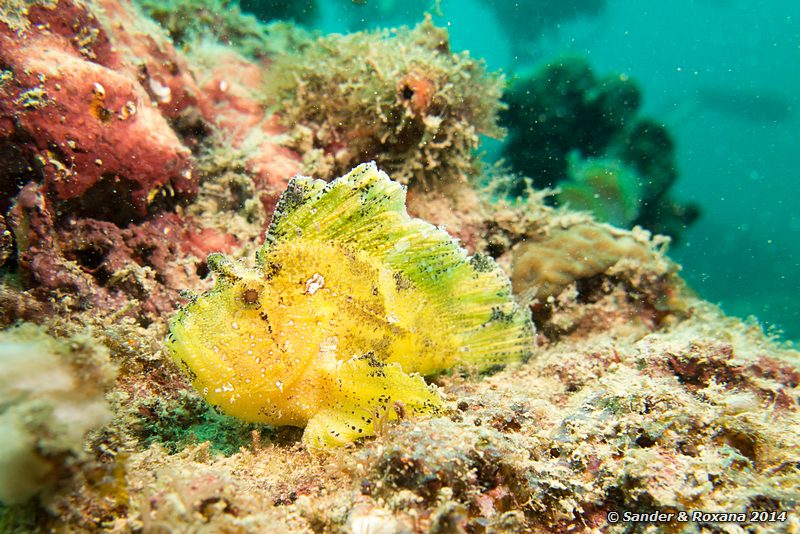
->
[303, 0, 799, 340]
[517, 0, 800, 342]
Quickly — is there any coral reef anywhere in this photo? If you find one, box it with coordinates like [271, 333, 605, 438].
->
[501, 57, 699, 240]
[510, 219, 688, 340]
[0, 0, 197, 222]
[265, 15, 504, 187]
[9, 303, 796, 532]
[0, 323, 115, 504]
[0, 2, 797, 532]
[0, 0, 300, 326]
[170, 163, 533, 448]
[0, 0, 301, 221]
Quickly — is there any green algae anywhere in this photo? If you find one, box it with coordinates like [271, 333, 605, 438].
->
[136, 0, 271, 58]
[135, 390, 262, 456]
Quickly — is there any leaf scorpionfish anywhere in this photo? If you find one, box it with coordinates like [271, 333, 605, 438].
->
[168, 162, 534, 448]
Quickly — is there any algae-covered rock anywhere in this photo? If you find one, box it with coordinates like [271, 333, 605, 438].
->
[265, 16, 504, 186]
[62, 306, 795, 533]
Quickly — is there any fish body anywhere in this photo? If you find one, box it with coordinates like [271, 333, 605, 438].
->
[168, 162, 533, 448]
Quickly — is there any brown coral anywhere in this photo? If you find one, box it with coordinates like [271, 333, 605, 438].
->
[508, 220, 690, 341]
[511, 222, 665, 301]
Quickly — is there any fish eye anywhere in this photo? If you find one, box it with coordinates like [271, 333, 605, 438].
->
[242, 288, 259, 305]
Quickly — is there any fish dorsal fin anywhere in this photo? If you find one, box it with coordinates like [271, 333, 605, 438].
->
[260, 162, 534, 371]
[264, 162, 405, 246]
[263, 163, 469, 289]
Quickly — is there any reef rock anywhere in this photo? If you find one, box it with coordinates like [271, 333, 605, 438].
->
[0, 0, 197, 222]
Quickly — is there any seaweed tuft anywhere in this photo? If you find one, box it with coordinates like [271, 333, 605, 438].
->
[265, 15, 505, 187]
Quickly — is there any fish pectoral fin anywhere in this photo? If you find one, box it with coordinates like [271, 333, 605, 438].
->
[302, 354, 442, 449]
[303, 409, 365, 449]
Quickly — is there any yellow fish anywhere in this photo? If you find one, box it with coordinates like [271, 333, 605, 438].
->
[168, 162, 534, 448]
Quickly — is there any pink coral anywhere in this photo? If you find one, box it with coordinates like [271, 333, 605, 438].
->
[0, 0, 197, 220]
[6, 182, 236, 322]
[193, 47, 301, 205]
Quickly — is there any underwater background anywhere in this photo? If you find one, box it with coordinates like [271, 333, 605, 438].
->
[3, 1, 800, 529]
[292, 0, 799, 341]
